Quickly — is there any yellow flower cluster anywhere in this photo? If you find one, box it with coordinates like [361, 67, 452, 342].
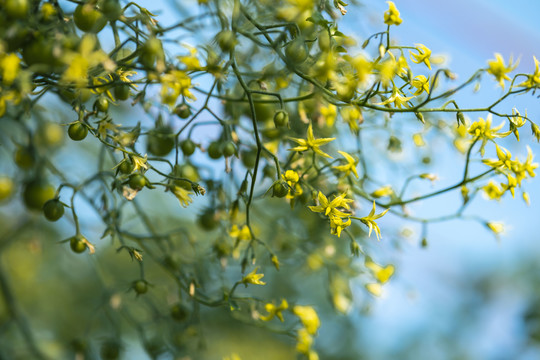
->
[482, 144, 537, 198]
[309, 192, 353, 237]
[293, 305, 320, 359]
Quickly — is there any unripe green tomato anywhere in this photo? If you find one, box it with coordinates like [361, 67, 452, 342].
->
[216, 30, 237, 52]
[68, 122, 88, 141]
[172, 163, 198, 190]
[198, 209, 219, 231]
[22, 39, 58, 67]
[222, 141, 236, 157]
[43, 199, 64, 222]
[273, 110, 289, 128]
[77, 89, 93, 103]
[207, 142, 222, 159]
[4, 0, 29, 19]
[147, 127, 175, 156]
[336, 82, 356, 102]
[133, 280, 148, 294]
[70, 236, 87, 253]
[128, 174, 147, 190]
[171, 303, 189, 322]
[240, 149, 257, 168]
[114, 84, 130, 101]
[172, 176, 191, 191]
[0, 177, 15, 202]
[14, 147, 35, 169]
[261, 125, 281, 140]
[23, 180, 55, 210]
[73, 4, 107, 33]
[252, 102, 274, 123]
[100, 0, 122, 20]
[118, 159, 134, 174]
[173, 163, 199, 182]
[272, 180, 289, 198]
[95, 97, 109, 112]
[70, 339, 88, 353]
[174, 104, 192, 119]
[285, 37, 308, 64]
[318, 30, 331, 52]
[139, 37, 162, 68]
[100, 340, 121, 360]
[35, 122, 64, 148]
[180, 139, 196, 156]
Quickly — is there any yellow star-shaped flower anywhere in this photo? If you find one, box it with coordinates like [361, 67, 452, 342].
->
[308, 191, 353, 217]
[487, 53, 518, 89]
[260, 299, 288, 322]
[289, 124, 335, 158]
[242, 267, 266, 287]
[357, 201, 389, 240]
[409, 44, 432, 70]
[333, 151, 359, 178]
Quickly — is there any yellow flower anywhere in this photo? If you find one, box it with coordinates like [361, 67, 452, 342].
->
[523, 192, 531, 206]
[375, 87, 414, 109]
[487, 53, 518, 89]
[116, 68, 137, 85]
[282, 169, 299, 183]
[177, 44, 202, 71]
[358, 202, 389, 240]
[467, 114, 511, 156]
[160, 70, 196, 107]
[62, 34, 115, 87]
[532, 122, 540, 142]
[508, 108, 526, 141]
[329, 215, 351, 237]
[296, 328, 313, 354]
[410, 75, 430, 95]
[482, 180, 504, 201]
[348, 55, 372, 86]
[309, 191, 353, 218]
[97, 119, 120, 139]
[375, 56, 398, 86]
[519, 56, 540, 88]
[229, 224, 251, 241]
[409, 44, 432, 70]
[419, 173, 439, 182]
[260, 299, 288, 322]
[293, 305, 320, 335]
[383, 1, 402, 26]
[340, 106, 363, 134]
[366, 283, 383, 297]
[333, 151, 359, 178]
[282, 170, 303, 199]
[365, 258, 394, 283]
[242, 267, 266, 287]
[486, 221, 504, 235]
[289, 124, 335, 158]
[131, 155, 148, 172]
[170, 185, 193, 207]
[1, 53, 21, 85]
[371, 185, 394, 198]
[482, 144, 512, 169]
[501, 175, 518, 197]
[320, 103, 337, 127]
